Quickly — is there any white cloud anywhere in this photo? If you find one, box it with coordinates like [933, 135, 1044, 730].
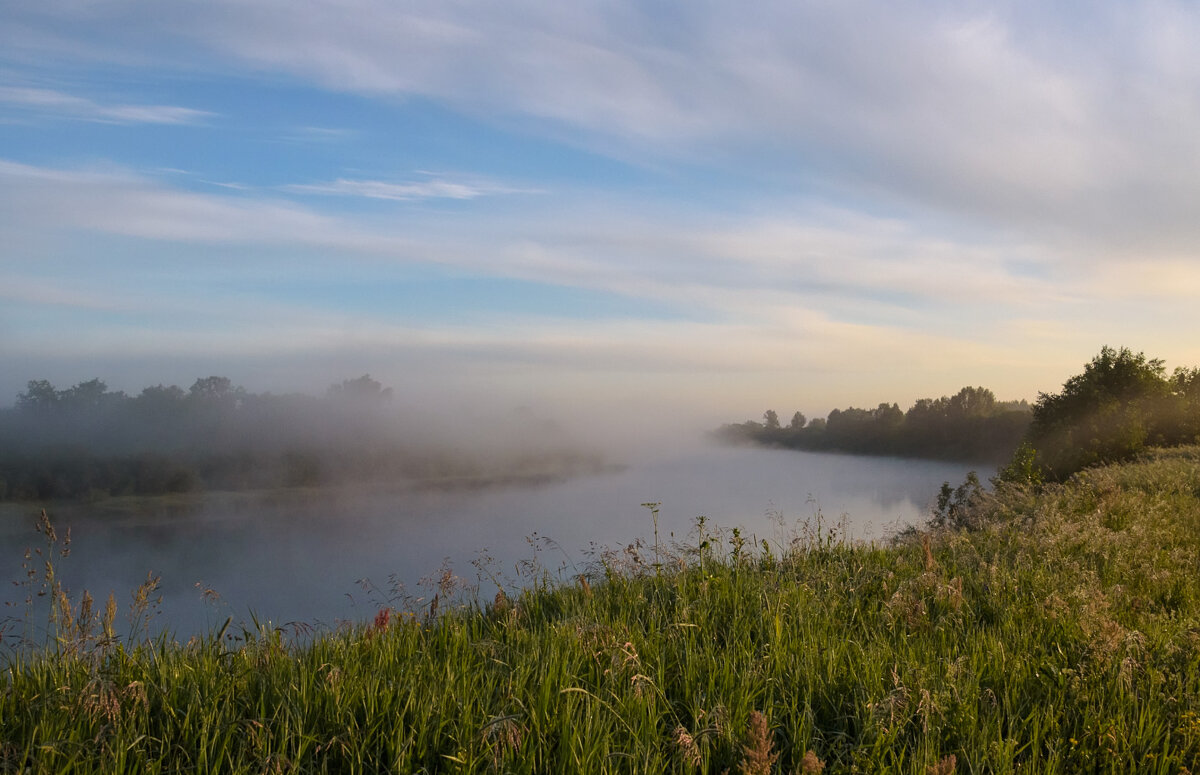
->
[0, 157, 1148, 326]
[167, 2, 1200, 246]
[284, 176, 530, 202]
[0, 276, 128, 311]
[0, 159, 349, 244]
[0, 85, 213, 124]
[8, 2, 1200, 250]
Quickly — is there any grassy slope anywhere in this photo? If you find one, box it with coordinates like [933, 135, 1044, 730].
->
[4, 448, 1200, 773]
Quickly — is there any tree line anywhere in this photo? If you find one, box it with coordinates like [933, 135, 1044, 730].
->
[0, 375, 403, 500]
[715, 386, 1032, 462]
[719, 346, 1200, 483]
[0, 375, 597, 502]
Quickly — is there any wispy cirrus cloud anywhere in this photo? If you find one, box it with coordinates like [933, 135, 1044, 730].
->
[7, 2, 1200, 250]
[0, 155, 1109, 343]
[114, 1, 1200, 247]
[283, 175, 535, 202]
[0, 85, 213, 125]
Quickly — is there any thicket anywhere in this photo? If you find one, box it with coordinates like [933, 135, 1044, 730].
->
[5, 448, 1200, 772]
[1018, 346, 1200, 481]
[716, 387, 1031, 462]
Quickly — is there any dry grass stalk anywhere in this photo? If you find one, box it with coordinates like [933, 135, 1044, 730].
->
[484, 717, 524, 770]
[797, 749, 825, 774]
[926, 754, 956, 775]
[673, 725, 701, 768]
[740, 711, 778, 775]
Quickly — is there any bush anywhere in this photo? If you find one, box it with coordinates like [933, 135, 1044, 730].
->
[1020, 346, 1200, 480]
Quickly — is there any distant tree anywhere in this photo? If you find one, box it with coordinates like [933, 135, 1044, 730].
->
[16, 380, 59, 415]
[875, 402, 904, 430]
[189, 376, 234, 401]
[136, 384, 186, 410]
[60, 378, 111, 411]
[720, 385, 1029, 462]
[948, 386, 996, 418]
[327, 375, 393, 405]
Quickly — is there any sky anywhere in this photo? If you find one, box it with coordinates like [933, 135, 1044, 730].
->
[3, 1, 1200, 440]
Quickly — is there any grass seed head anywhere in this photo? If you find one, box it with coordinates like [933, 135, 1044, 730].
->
[673, 726, 701, 768]
[798, 749, 825, 774]
[484, 717, 524, 770]
[740, 711, 778, 775]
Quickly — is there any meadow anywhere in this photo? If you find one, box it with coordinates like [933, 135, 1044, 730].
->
[4, 446, 1200, 773]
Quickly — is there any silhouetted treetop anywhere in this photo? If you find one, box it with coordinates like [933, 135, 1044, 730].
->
[716, 387, 1030, 462]
[1019, 346, 1198, 480]
[327, 375, 393, 404]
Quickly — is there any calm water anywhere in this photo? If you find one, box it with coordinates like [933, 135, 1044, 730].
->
[0, 444, 978, 638]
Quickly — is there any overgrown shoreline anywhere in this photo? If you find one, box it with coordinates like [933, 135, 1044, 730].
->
[5, 447, 1200, 772]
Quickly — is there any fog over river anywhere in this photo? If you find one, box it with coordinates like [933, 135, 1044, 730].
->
[1, 444, 977, 639]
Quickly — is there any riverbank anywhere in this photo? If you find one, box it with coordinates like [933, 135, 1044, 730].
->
[0, 458, 626, 523]
[5, 447, 1200, 772]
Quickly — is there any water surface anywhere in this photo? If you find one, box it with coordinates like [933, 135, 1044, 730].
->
[0, 444, 978, 637]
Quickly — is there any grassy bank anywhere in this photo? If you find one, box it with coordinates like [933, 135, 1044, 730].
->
[5, 449, 1200, 773]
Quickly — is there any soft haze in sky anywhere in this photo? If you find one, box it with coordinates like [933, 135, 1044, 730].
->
[3, 1, 1200, 439]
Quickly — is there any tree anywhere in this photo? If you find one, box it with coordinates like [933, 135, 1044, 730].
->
[1032, 347, 1166, 431]
[1028, 347, 1170, 478]
[789, 411, 806, 431]
[60, 378, 112, 411]
[16, 380, 59, 415]
[948, 386, 996, 418]
[189, 376, 234, 401]
[1168, 367, 1200, 444]
[136, 384, 186, 410]
[762, 410, 780, 431]
[327, 375, 393, 405]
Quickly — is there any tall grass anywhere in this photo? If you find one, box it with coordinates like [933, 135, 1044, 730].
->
[4, 448, 1200, 772]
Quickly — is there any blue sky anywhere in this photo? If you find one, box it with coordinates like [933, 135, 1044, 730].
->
[3, 1, 1200, 437]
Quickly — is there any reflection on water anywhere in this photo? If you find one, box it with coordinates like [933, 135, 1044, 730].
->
[0, 444, 979, 637]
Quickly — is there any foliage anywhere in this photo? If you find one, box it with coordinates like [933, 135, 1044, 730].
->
[717, 386, 1031, 462]
[930, 471, 984, 530]
[0, 376, 605, 502]
[1022, 346, 1200, 480]
[993, 442, 1042, 487]
[6, 449, 1200, 771]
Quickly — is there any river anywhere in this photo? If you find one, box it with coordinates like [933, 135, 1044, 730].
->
[0, 443, 980, 639]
